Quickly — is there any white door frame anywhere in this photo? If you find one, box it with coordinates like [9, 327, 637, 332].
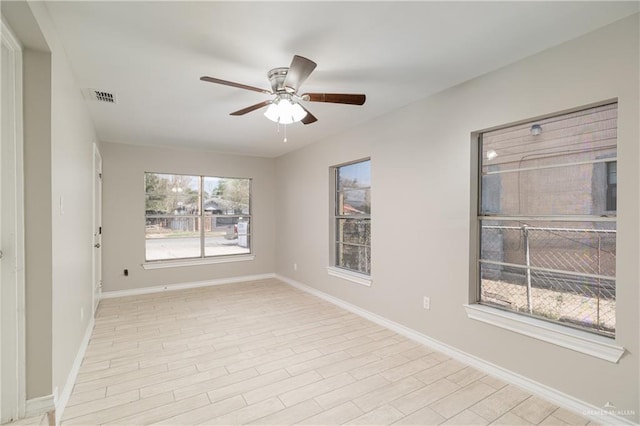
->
[92, 144, 102, 314]
[1, 17, 26, 423]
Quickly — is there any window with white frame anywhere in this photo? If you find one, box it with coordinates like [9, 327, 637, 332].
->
[333, 159, 371, 275]
[144, 173, 251, 261]
[477, 103, 617, 337]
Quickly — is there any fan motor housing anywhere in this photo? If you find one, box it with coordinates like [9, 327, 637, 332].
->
[267, 67, 289, 93]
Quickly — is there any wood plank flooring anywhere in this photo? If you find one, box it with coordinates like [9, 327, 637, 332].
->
[59, 279, 592, 425]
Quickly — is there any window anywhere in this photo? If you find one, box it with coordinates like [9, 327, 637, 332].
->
[477, 103, 617, 337]
[333, 159, 371, 276]
[145, 173, 251, 262]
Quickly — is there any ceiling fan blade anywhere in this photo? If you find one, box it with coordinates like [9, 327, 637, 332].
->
[303, 93, 366, 105]
[300, 105, 318, 125]
[283, 55, 317, 92]
[200, 76, 272, 95]
[230, 100, 272, 116]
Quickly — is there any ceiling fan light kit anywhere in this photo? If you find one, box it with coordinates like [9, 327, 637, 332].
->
[263, 94, 307, 124]
[200, 55, 366, 131]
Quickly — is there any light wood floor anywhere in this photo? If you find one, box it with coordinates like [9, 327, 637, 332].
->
[59, 278, 592, 425]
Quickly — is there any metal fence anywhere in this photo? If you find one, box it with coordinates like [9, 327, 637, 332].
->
[480, 224, 616, 336]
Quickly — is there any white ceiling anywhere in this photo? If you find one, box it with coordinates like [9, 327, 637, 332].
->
[45, 1, 638, 158]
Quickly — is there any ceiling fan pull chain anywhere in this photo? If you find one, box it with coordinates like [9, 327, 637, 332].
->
[284, 123, 288, 143]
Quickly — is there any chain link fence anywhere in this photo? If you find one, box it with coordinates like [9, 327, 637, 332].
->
[480, 224, 616, 336]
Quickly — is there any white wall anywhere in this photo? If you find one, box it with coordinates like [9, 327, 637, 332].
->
[100, 142, 276, 292]
[275, 14, 639, 420]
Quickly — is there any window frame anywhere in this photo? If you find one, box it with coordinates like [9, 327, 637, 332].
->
[328, 158, 372, 286]
[143, 172, 253, 265]
[466, 102, 625, 363]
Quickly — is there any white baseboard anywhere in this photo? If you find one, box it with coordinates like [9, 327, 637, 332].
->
[25, 394, 54, 418]
[100, 273, 277, 299]
[275, 274, 636, 426]
[54, 316, 95, 425]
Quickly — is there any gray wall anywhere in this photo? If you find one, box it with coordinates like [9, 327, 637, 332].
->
[100, 142, 276, 292]
[275, 14, 639, 420]
[7, 1, 639, 419]
[40, 0, 100, 399]
[5, 1, 99, 401]
[22, 48, 53, 400]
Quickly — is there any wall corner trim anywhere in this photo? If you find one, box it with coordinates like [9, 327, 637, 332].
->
[25, 394, 54, 418]
[100, 273, 277, 299]
[55, 316, 95, 425]
[275, 273, 637, 426]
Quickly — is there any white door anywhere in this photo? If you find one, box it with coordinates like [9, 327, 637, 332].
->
[92, 145, 102, 314]
[0, 18, 24, 424]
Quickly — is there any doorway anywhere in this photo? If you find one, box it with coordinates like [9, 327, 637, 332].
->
[1, 18, 25, 423]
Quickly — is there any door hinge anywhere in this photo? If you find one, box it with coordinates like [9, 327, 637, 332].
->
[99, 226, 102, 235]
[99, 172, 102, 179]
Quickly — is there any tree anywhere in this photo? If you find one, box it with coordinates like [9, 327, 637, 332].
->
[145, 173, 168, 214]
[220, 178, 250, 214]
[145, 173, 200, 214]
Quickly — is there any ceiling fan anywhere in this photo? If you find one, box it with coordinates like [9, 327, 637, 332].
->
[200, 55, 366, 125]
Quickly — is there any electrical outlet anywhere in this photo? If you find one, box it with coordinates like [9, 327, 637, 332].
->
[293, 263, 298, 271]
[423, 297, 430, 310]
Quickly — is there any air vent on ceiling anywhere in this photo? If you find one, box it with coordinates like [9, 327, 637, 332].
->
[83, 88, 117, 104]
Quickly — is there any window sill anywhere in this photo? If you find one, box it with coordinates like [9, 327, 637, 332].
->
[464, 304, 625, 363]
[142, 254, 255, 270]
[326, 266, 372, 287]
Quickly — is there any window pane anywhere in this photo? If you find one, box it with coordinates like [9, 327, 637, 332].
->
[481, 103, 616, 173]
[338, 161, 371, 190]
[481, 103, 617, 216]
[338, 189, 371, 215]
[481, 162, 616, 216]
[480, 220, 616, 277]
[333, 159, 371, 276]
[337, 218, 371, 245]
[203, 177, 250, 215]
[480, 263, 615, 336]
[145, 173, 200, 216]
[145, 217, 201, 260]
[203, 216, 251, 256]
[337, 244, 371, 275]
